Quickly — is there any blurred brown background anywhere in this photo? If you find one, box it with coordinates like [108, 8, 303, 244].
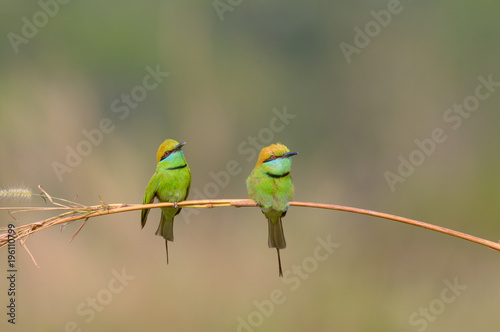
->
[1, 1, 500, 331]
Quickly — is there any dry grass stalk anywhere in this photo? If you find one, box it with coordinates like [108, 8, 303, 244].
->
[1, 187, 499, 265]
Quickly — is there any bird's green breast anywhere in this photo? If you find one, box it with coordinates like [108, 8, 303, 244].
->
[246, 168, 294, 211]
[155, 162, 191, 203]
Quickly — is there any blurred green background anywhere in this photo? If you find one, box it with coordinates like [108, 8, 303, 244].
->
[1, 0, 500, 331]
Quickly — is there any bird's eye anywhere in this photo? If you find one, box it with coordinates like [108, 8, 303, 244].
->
[160, 151, 171, 161]
[265, 155, 277, 162]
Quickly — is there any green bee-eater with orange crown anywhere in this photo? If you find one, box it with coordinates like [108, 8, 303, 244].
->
[141, 139, 191, 263]
[246, 143, 298, 277]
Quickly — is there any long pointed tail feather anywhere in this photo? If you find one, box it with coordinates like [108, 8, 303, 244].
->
[156, 210, 175, 264]
[277, 248, 283, 277]
[165, 240, 169, 264]
[267, 215, 286, 277]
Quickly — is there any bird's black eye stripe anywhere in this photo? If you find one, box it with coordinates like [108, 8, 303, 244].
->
[264, 155, 278, 163]
[161, 148, 180, 161]
[160, 151, 171, 161]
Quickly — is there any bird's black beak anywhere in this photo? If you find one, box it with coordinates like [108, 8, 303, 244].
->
[175, 142, 186, 151]
[283, 151, 298, 158]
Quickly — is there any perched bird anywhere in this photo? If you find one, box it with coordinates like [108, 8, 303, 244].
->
[141, 139, 191, 263]
[246, 143, 298, 277]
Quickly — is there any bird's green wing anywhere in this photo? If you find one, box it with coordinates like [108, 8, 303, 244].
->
[184, 179, 191, 201]
[141, 173, 160, 228]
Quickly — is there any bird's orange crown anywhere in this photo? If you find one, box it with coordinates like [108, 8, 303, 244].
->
[156, 139, 181, 163]
[255, 143, 291, 166]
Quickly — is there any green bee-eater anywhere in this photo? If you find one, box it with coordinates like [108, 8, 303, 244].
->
[246, 143, 298, 277]
[141, 139, 191, 263]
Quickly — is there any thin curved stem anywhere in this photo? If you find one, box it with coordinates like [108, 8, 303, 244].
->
[288, 201, 500, 251]
[1, 198, 499, 254]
